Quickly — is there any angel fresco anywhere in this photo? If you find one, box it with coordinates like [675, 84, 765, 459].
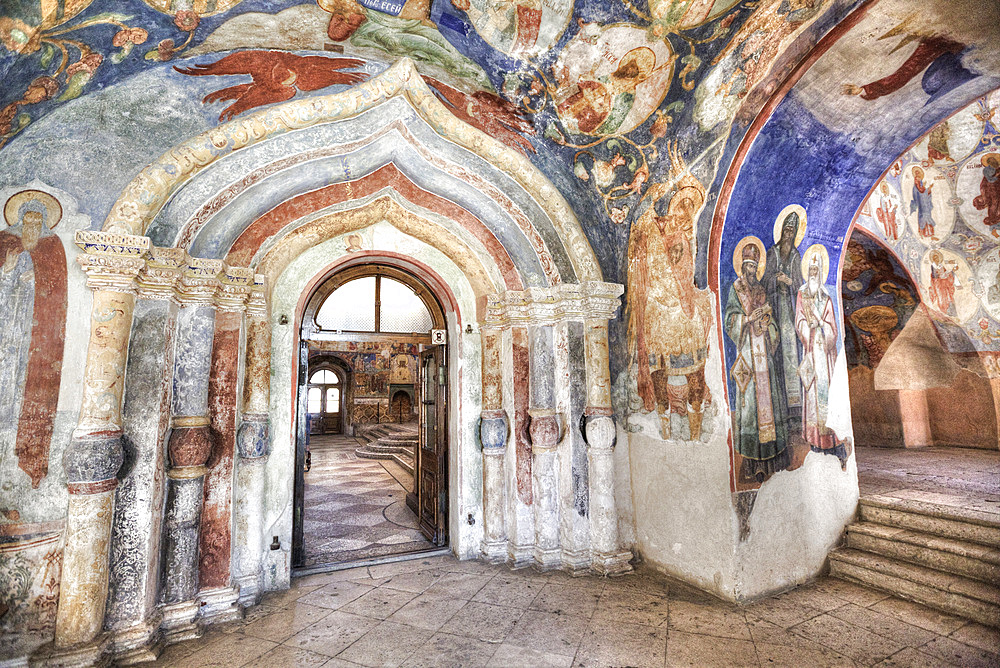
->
[0, 190, 67, 489]
[626, 146, 713, 441]
[725, 237, 790, 481]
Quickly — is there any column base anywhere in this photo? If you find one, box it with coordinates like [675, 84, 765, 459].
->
[32, 634, 112, 668]
[591, 550, 634, 576]
[160, 601, 202, 644]
[507, 543, 534, 568]
[533, 545, 562, 570]
[480, 540, 507, 564]
[236, 572, 264, 607]
[109, 615, 164, 666]
[560, 549, 593, 574]
[198, 585, 243, 624]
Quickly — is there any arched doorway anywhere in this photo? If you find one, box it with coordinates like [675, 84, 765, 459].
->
[293, 262, 449, 569]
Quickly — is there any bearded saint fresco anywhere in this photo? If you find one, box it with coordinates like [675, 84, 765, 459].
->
[973, 152, 1000, 229]
[910, 166, 936, 239]
[0, 190, 67, 489]
[875, 182, 899, 240]
[725, 237, 790, 482]
[627, 148, 713, 441]
[929, 250, 959, 316]
[794, 245, 846, 467]
[762, 208, 804, 419]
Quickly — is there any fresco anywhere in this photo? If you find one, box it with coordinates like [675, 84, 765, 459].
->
[0, 190, 67, 490]
[715, 0, 1000, 491]
[856, 90, 1000, 350]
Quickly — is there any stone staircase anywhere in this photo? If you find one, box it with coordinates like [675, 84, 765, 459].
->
[829, 494, 1000, 628]
[355, 423, 418, 474]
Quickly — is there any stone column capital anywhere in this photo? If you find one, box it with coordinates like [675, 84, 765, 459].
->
[484, 281, 624, 328]
[176, 258, 224, 305]
[74, 230, 149, 293]
[216, 265, 255, 312]
[137, 246, 186, 300]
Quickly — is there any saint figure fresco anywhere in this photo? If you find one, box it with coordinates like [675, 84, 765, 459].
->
[928, 249, 959, 316]
[973, 152, 1000, 229]
[794, 245, 845, 466]
[763, 207, 805, 419]
[627, 148, 713, 440]
[875, 181, 899, 240]
[0, 190, 67, 488]
[725, 237, 789, 482]
[910, 166, 936, 239]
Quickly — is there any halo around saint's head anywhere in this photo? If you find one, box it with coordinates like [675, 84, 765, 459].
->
[772, 204, 807, 247]
[733, 235, 766, 281]
[801, 244, 830, 284]
[4, 190, 62, 229]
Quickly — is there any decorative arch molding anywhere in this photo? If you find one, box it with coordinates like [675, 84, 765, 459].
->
[99, 57, 602, 284]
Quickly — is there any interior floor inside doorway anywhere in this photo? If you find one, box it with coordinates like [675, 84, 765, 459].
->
[303, 434, 433, 567]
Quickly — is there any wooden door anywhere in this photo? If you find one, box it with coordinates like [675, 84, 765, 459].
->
[417, 344, 448, 545]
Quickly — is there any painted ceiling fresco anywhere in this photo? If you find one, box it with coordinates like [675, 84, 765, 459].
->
[855, 90, 1000, 352]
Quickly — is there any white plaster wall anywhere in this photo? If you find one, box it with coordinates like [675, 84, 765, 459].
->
[263, 221, 483, 589]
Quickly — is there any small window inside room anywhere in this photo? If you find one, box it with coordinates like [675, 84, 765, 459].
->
[315, 275, 432, 334]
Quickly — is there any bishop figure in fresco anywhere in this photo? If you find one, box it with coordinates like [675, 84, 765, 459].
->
[725, 239, 789, 482]
[763, 210, 804, 421]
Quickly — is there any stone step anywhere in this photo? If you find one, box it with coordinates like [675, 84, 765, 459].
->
[829, 548, 1000, 628]
[859, 495, 1000, 548]
[847, 522, 1000, 584]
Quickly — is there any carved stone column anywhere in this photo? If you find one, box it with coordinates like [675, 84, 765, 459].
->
[105, 247, 184, 664]
[479, 329, 507, 562]
[233, 277, 271, 606]
[556, 320, 591, 571]
[160, 259, 221, 643]
[528, 324, 561, 569]
[37, 231, 149, 666]
[583, 289, 632, 574]
[197, 266, 253, 623]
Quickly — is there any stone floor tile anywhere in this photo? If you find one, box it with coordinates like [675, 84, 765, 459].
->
[334, 620, 432, 667]
[386, 592, 468, 631]
[243, 603, 284, 624]
[753, 640, 855, 667]
[438, 600, 522, 643]
[667, 598, 752, 641]
[789, 612, 908, 665]
[772, 583, 848, 613]
[827, 602, 938, 648]
[528, 583, 601, 618]
[296, 580, 376, 610]
[176, 633, 277, 667]
[404, 631, 499, 668]
[441, 559, 504, 576]
[868, 597, 969, 635]
[575, 617, 667, 668]
[153, 637, 205, 666]
[317, 658, 366, 668]
[873, 646, 961, 668]
[241, 644, 333, 668]
[665, 630, 758, 668]
[241, 602, 333, 643]
[262, 585, 322, 608]
[368, 556, 451, 579]
[918, 636, 999, 668]
[283, 610, 379, 657]
[745, 617, 827, 650]
[295, 566, 373, 588]
[543, 570, 607, 591]
[473, 573, 546, 609]
[949, 622, 1000, 656]
[337, 586, 417, 620]
[593, 587, 671, 627]
[745, 594, 824, 629]
[378, 568, 448, 594]
[617, 569, 672, 597]
[424, 571, 494, 600]
[504, 609, 591, 656]
[485, 643, 574, 668]
[809, 578, 891, 608]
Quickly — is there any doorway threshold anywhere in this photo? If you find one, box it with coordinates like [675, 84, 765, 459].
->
[291, 546, 451, 579]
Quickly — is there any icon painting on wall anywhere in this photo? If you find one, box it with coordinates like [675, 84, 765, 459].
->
[452, 0, 573, 59]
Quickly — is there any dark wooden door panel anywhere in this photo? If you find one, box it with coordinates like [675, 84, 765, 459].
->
[417, 345, 448, 546]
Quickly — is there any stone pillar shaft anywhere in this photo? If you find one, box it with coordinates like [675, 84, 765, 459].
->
[50, 231, 148, 661]
[234, 278, 271, 605]
[557, 321, 590, 570]
[528, 324, 560, 568]
[507, 327, 534, 565]
[479, 330, 507, 562]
